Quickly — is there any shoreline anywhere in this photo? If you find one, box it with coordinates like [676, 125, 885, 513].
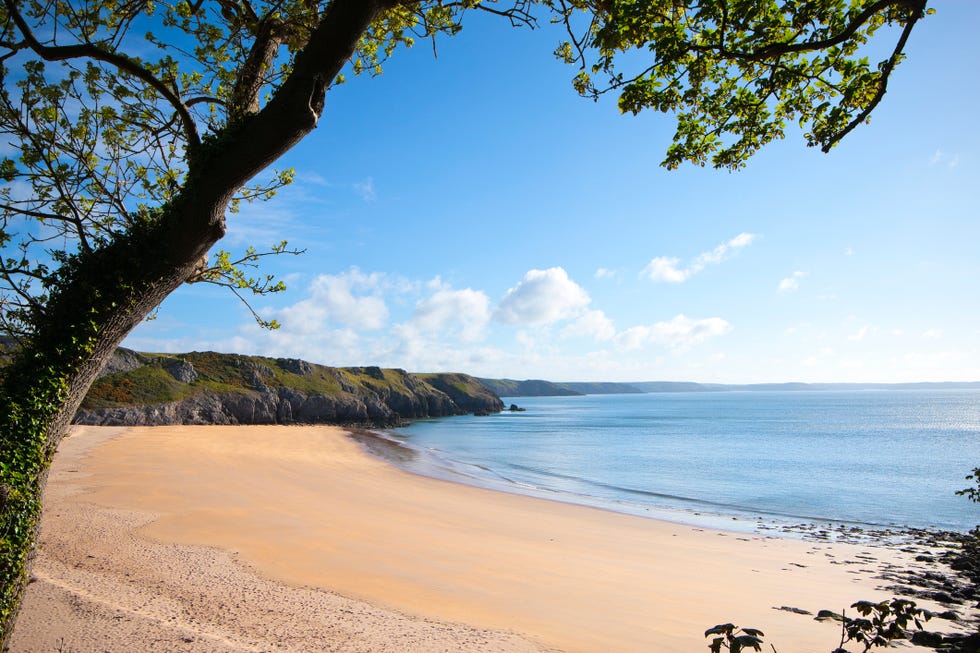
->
[365, 427, 968, 544]
[390, 391, 980, 535]
[13, 425, 974, 652]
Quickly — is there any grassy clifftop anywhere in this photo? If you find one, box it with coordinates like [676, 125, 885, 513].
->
[477, 378, 583, 398]
[77, 349, 503, 427]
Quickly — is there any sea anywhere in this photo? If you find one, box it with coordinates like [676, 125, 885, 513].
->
[387, 390, 980, 534]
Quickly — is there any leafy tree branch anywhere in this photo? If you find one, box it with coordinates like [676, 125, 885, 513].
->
[2, 0, 201, 148]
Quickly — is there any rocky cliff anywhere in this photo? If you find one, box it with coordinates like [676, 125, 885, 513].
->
[74, 349, 504, 427]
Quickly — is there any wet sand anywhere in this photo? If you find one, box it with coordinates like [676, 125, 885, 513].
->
[11, 425, 955, 652]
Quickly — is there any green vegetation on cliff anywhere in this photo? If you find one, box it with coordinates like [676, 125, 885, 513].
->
[417, 373, 504, 413]
[78, 349, 503, 427]
[477, 378, 583, 398]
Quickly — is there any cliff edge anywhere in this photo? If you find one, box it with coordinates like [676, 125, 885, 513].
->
[74, 349, 504, 427]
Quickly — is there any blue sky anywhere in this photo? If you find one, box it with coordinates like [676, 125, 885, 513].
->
[125, 3, 980, 384]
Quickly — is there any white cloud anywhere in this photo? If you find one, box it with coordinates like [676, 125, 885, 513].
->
[563, 310, 616, 341]
[693, 232, 756, 267]
[408, 285, 490, 343]
[275, 268, 388, 332]
[778, 271, 806, 293]
[643, 256, 689, 283]
[398, 344, 515, 376]
[261, 274, 494, 370]
[643, 233, 757, 283]
[515, 330, 537, 350]
[297, 170, 331, 187]
[802, 347, 838, 368]
[848, 325, 871, 342]
[922, 329, 944, 340]
[929, 150, 961, 170]
[614, 327, 652, 351]
[494, 267, 591, 326]
[903, 350, 956, 367]
[232, 323, 371, 367]
[614, 314, 732, 351]
[353, 176, 376, 201]
[594, 267, 617, 280]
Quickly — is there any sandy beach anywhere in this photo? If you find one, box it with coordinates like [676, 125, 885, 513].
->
[11, 425, 963, 652]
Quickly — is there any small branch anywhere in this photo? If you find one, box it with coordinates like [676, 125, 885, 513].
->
[469, 2, 536, 29]
[753, 0, 923, 60]
[229, 14, 288, 119]
[186, 95, 227, 108]
[820, 8, 921, 152]
[0, 203, 71, 224]
[0, 263, 44, 314]
[227, 284, 279, 329]
[684, 0, 925, 64]
[2, 0, 200, 149]
[557, 0, 589, 70]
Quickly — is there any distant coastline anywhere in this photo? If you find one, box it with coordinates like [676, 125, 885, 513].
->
[478, 377, 980, 397]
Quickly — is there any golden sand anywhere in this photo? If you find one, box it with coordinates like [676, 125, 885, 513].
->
[12, 425, 956, 652]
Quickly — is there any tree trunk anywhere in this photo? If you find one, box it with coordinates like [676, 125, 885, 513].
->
[0, 1, 399, 645]
[0, 185, 231, 647]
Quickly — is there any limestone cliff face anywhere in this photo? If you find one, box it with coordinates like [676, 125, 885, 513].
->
[74, 350, 503, 427]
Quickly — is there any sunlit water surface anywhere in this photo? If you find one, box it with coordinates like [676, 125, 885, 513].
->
[389, 390, 980, 532]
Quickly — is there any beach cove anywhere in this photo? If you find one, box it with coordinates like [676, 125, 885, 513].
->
[12, 425, 970, 652]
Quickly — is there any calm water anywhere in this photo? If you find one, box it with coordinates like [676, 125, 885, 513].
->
[390, 390, 980, 532]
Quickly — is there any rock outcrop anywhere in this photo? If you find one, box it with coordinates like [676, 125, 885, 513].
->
[75, 349, 504, 428]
